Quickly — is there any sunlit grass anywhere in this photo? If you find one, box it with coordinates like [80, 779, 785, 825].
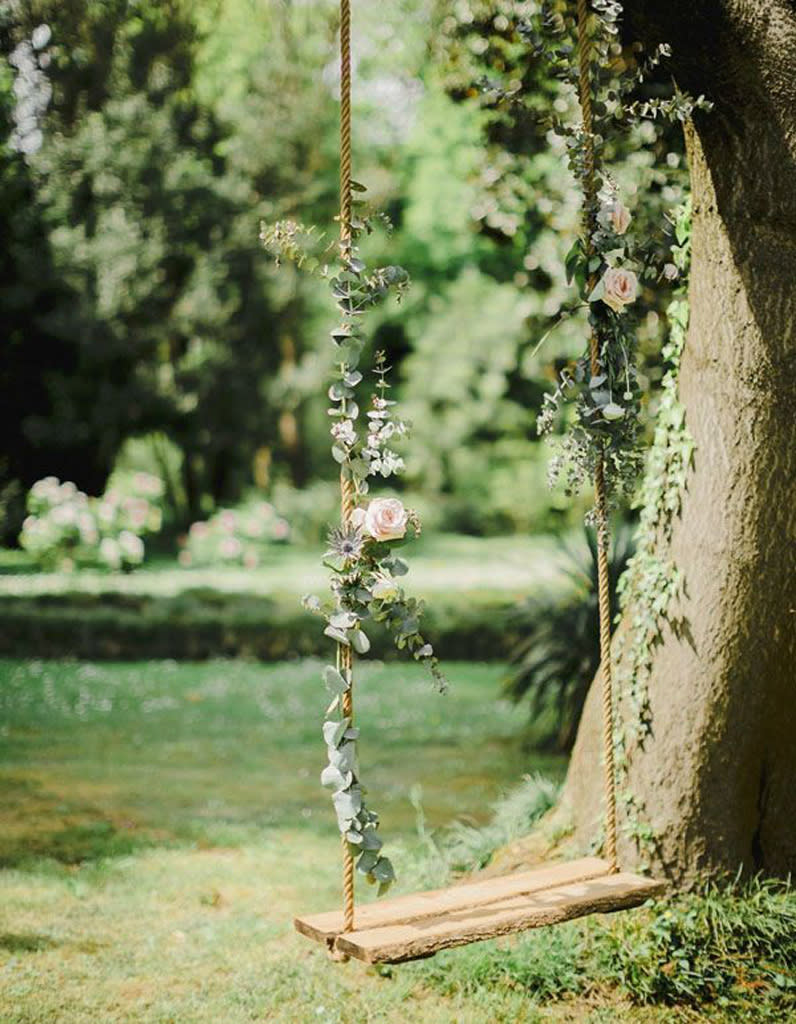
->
[2, 658, 784, 1023]
[0, 533, 566, 599]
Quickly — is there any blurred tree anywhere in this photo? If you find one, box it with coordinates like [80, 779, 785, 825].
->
[2, 0, 283, 523]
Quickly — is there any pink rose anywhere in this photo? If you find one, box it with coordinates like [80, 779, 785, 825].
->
[362, 498, 408, 542]
[663, 262, 679, 281]
[599, 199, 631, 235]
[600, 268, 638, 313]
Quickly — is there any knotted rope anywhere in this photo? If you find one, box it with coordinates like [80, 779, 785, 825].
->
[338, 0, 356, 933]
[576, 0, 618, 872]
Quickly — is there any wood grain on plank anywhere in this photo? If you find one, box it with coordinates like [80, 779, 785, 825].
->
[294, 856, 612, 944]
[334, 872, 665, 964]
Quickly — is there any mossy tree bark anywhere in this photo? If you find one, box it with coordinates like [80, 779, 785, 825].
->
[561, 0, 796, 883]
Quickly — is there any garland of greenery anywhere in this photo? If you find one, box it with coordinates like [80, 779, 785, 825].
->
[530, 1, 707, 518]
[262, 200, 445, 901]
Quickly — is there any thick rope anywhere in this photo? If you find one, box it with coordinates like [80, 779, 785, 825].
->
[338, 0, 356, 934]
[576, 0, 618, 872]
[339, 477, 355, 932]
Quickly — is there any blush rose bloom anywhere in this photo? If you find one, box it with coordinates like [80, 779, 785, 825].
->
[600, 267, 638, 313]
[599, 199, 631, 235]
[663, 262, 679, 281]
[351, 498, 408, 542]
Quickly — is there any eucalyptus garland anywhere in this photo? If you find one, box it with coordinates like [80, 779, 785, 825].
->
[262, 191, 445, 895]
[529, 0, 709, 517]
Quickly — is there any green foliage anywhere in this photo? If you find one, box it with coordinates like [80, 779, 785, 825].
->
[437, 774, 559, 875]
[598, 876, 796, 1008]
[505, 526, 633, 750]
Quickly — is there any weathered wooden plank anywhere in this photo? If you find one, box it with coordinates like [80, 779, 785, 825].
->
[334, 872, 665, 964]
[294, 856, 611, 946]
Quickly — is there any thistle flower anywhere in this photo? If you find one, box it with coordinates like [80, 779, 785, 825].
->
[326, 524, 365, 563]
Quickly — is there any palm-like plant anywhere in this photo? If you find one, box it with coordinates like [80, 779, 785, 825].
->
[504, 526, 634, 752]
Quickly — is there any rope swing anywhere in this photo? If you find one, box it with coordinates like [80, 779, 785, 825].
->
[293, 0, 665, 965]
[337, 0, 356, 938]
[576, 0, 618, 873]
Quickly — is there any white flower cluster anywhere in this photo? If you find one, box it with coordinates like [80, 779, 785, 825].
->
[363, 395, 407, 479]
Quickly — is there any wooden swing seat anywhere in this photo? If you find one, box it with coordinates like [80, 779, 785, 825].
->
[295, 856, 665, 964]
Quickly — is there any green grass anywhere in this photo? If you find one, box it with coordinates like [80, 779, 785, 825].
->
[0, 533, 565, 600]
[2, 657, 791, 1024]
[0, 534, 571, 662]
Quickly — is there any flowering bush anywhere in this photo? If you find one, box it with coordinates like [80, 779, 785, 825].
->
[20, 473, 163, 571]
[178, 500, 290, 568]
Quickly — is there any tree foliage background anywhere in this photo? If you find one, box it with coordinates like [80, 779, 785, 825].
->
[0, 0, 688, 538]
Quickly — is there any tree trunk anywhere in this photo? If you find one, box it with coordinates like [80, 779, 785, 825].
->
[561, 0, 796, 883]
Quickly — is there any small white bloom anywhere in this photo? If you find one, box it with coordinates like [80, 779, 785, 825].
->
[331, 419, 357, 447]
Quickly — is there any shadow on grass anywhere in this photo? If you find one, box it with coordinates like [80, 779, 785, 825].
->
[0, 931, 59, 953]
[0, 774, 169, 869]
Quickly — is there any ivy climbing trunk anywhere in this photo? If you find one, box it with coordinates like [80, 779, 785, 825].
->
[561, 0, 796, 883]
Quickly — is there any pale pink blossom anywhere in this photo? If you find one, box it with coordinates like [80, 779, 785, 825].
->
[219, 536, 242, 559]
[599, 199, 631, 235]
[663, 262, 679, 281]
[600, 268, 638, 313]
[363, 498, 408, 542]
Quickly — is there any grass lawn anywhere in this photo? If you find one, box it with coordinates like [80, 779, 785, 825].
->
[0, 533, 566, 602]
[0, 657, 563, 1023]
[1, 658, 788, 1023]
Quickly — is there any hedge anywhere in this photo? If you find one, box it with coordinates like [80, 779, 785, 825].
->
[0, 588, 520, 662]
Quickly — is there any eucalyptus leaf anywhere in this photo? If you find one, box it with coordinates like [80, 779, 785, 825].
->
[371, 856, 395, 884]
[356, 850, 379, 874]
[320, 765, 346, 789]
[588, 279, 605, 302]
[322, 666, 349, 695]
[323, 717, 349, 747]
[350, 629, 370, 654]
[361, 830, 383, 852]
[332, 787, 362, 824]
[329, 741, 357, 772]
[324, 625, 350, 645]
[330, 611, 358, 630]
